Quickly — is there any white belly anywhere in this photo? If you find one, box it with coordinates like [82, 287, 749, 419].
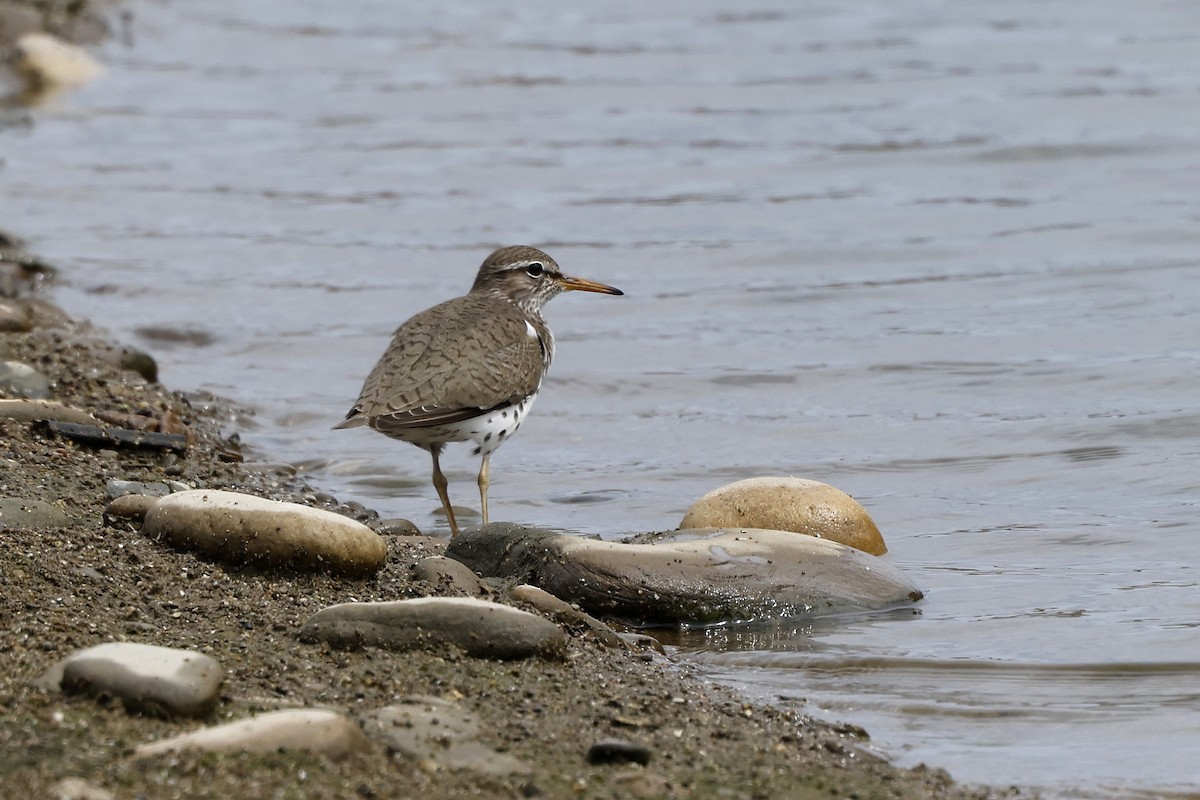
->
[390, 392, 539, 456]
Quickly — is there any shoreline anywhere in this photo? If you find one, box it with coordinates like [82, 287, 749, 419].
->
[1, 234, 1014, 800]
[1, 8, 1017, 799]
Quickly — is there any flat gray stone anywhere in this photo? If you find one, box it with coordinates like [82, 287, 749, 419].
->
[447, 524, 924, 625]
[360, 696, 530, 775]
[47, 642, 222, 718]
[0, 497, 74, 529]
[300, 597, 567, 660]
[134, 709, 371, 760]
[142, 489, 387, 577]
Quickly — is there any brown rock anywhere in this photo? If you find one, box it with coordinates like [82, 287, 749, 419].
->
[680, 477, 888, 555]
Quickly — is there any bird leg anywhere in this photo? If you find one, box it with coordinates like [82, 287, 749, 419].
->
[430, 446, 459, 537]
[477, 453, 491, 526]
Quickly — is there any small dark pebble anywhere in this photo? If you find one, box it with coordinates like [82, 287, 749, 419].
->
[586, 738, 652, 766]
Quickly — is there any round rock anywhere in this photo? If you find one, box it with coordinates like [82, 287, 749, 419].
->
[300, 596, 567, 660]
[142, 489, 387, 576]
[47, 642, 222, 718]
[680, 477, 888, 555]
[412, 555, 484, 595]
[134, 709, 370, 760]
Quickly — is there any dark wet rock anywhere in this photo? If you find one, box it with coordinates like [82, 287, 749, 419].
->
[44, 420, 189, 453]
[300, 597, 567, 660]
[509, 583, 627, 649]
[134, 709, 371, 760]
[448, 524, 923, 626]
[0, 398, 98, 424]
[374, 517, 422, 536]
[681, 477, 888, 556]
[43, 642, 222, 718]
[118, 346, 158, 383]
[587, 738, 652, 766]
[0, 496, 73, 529]
[412, 555, 484, 594]
[142, 489, 388, 577]
[616, 632, 667, 655]
[0, 359, 50, 398]
[360, 696, 531, 776]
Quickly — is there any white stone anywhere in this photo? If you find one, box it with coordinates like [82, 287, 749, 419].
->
[135, 709, 371, 760]
[50, 642, 222, 718]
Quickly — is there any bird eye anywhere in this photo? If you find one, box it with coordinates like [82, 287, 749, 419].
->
[524, 262, 545, 277]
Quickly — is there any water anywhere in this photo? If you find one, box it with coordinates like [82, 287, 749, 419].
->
[3, 1, 1200, 796]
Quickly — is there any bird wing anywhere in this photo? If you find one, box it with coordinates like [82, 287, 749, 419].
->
[337, 294, 546, 431]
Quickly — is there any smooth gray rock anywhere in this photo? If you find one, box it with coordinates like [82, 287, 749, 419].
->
[412, 555, 484, 595]
[300, 597, 567, 660]
[134, 709, 371, 760]
[447, 523, 924, 625]
[360, 696, 530, 775]
[46, 642, 222, 718]
[0, 497, 73, 529]
[142, 489, 387, 577]
[106, 479, 173, 499]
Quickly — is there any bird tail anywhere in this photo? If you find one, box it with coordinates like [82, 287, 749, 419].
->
[332, 410, 367, 431]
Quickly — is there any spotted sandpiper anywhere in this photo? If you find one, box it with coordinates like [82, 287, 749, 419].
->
[334, 246, 623, 536]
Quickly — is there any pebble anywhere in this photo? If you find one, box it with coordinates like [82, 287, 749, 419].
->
[0, 496, 74, 529]
[360, 696, 531, 776]
[412, 555, 484, 594]
[142, 489, 387, 577]
[680, 477, 888, 555]
[448, 523, 923, 625]
[0, 360, 50, 398]
[134, 708, 371, 760]
[300, 596, 567, 660]
[587, 738, 652, 766]
[43, 642, 222, 718]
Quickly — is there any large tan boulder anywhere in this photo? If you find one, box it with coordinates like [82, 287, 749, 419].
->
[680, 477, 887, 555]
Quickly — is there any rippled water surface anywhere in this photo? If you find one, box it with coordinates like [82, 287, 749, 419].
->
[3, 1, 1199, 796]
